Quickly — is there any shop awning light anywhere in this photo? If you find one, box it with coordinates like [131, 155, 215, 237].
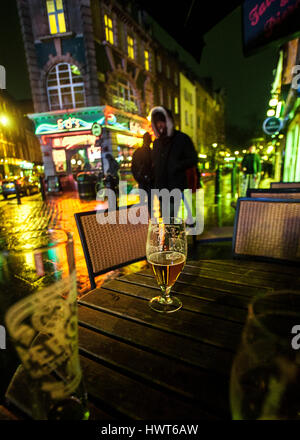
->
[269, 97, 278, 107]
[267, 109, 276, 117]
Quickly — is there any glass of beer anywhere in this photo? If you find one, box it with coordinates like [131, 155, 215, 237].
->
[146, 217, 187, 313]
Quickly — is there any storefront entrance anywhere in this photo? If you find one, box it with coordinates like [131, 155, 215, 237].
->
[29, 105, 151, 191]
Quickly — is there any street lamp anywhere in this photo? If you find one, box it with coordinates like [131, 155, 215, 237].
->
[0, 115, 9, 126]
[212, 143, 218, 148]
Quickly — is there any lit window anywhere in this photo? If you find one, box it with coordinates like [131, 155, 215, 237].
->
[108, 76, 139, 114]
[127, 35, 135, 59]
[46, 0, 66, 34]
[104, 14, 114, 45]
[174, 97, 179, 114]
[47, 63, 85, 110]
[144, 50, 150, 71]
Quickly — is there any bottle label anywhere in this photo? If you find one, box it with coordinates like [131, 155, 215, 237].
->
[5, 272, 82, 399]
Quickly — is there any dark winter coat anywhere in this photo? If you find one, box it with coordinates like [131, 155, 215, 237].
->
[241, 153, 261, 174]
[150, 106, 198, 191]
[152, 130, 198, 191]
[131, 145, 153, 187]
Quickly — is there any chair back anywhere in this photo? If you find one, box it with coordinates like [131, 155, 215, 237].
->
[247, 188, 300, 199]
[75, 204, 149, 289]
[271, 182, 300, 189]
[233, 198, 300, 263]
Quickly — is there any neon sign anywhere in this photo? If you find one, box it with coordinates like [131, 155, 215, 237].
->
[243, 0, 300, 55]
[36, 116, 105, 135]
[57, 118, 82, 130]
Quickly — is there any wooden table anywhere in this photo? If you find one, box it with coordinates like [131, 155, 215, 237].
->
[4, 257, 300, 420]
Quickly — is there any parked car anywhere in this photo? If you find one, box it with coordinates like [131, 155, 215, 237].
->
[1, 176, 40, 199]
[26, 176, 40, 195]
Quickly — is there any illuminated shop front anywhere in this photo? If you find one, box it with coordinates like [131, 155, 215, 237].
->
[29, 105, 151, 189]
[283, 112, 300, 182]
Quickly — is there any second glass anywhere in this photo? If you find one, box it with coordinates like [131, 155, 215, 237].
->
[146, 217, 187, 313]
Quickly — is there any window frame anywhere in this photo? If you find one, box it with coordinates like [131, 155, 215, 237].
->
[47, 63, 86, 111]
[185, 110, 189, 126]
[144, 49, 150, 71]
[46, 0, 67, 35]
[104, 13, 114, 45]
[108, 76, 140, 114]
[127, 35, 135, 60]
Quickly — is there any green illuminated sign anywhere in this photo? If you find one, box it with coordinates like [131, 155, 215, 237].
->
[91, 122, 102, 136]
[36, 116, 105, 135]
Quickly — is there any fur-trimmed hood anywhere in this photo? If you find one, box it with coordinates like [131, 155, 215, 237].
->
[150, 106, 174, 138]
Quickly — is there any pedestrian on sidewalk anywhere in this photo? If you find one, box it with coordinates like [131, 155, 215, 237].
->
[150, 106, 199, 223]
[104, 153, 120, 192]
[240, 145, 261, 196]
[131, 131, 153, 214]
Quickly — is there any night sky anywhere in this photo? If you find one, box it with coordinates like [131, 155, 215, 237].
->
[0, 1, 31, 102]
[0, 1, 280, 148]
[198, 6, 279, 148]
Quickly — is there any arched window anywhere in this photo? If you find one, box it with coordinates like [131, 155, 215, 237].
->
[108, 76, 139, 114]
[47, 63, 85, 111]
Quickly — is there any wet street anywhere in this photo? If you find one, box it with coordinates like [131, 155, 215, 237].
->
[0, 171, 272, 296]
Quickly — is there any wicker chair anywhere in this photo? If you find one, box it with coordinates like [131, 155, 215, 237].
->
[75, 204, 149, 289]
[247, 188, 300, 199]
[271, 182, 300, 189]
[232, 198, 300, 263]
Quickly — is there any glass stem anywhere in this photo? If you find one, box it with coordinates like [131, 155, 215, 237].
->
[162, 286, 172, 303]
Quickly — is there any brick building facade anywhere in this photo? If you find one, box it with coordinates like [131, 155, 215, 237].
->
[16, 0, 226, 184]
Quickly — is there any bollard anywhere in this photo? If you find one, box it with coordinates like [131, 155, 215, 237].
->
[39, 176, 46, 201]
[231, 161, 237, 196]
[16, 183, 21, 205]
[214, 165, 222, 204]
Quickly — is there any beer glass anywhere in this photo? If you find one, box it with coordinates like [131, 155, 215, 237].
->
[146, 218, 187, 313]
[230, 291, 300, 420]
[1, 229, 89, 420]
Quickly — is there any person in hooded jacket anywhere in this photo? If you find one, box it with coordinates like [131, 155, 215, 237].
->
[150, 106, 199, 220]
[131, 131, 153, 214]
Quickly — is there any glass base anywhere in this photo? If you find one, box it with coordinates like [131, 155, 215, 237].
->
[149, 295, 182, 313]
